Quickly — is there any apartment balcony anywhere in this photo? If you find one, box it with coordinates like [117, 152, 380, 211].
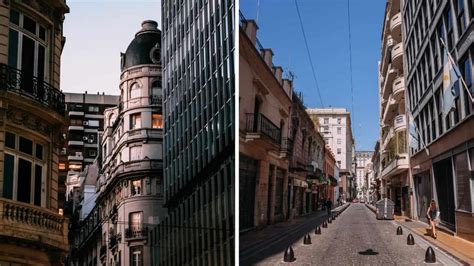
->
[125, 227, 148, 241]
[381, 129, 408, 178]
[390, 12, 402, 42]
[244, 113, 281, 146]
[68, 125, 84, 131]
[392, 76, 405, 101]
[68, 140, 84, 146]
[149, 95, 163, 105]
[391, 42, 403, 70]
[393, 114, 406, 131]
[68, 111, 84, 117]
[381, 154, 408, 178]
[280, 138, 294, 158]
[0, 63, 65, 116]
[110, 159, 163, 179]
[68, 152, 84, 161]
[0, 198, 68, 251]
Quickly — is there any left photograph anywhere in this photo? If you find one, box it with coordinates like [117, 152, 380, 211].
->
[0, 0, 235, 265]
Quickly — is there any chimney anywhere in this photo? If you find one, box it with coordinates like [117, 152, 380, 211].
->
[244, 20, 259, 45]
[282, 79, 293, 97]
[273, 66, 283, 84]
[261, 49, 273, 67]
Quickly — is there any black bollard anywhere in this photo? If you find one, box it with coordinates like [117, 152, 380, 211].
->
[283, 245, 295, 262]
[303, 234, 312, 245]
[425, 246, 436, 263]
[328, 217, 332, 223]
[322, 221, 328, 228]
[407, 233, 415, 245]
[332, 215, 336, 220]
[315, 226, 321, 234]
[397, 226, 403, 235]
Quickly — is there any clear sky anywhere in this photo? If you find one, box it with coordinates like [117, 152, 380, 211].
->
[60, 0, 161, 96]
[240, 0, 386, 151]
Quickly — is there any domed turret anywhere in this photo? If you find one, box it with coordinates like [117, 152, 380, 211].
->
[120, 20, 161, 71]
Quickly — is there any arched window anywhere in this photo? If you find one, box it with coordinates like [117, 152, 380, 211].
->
[130, 83, 141, 99]
[151, 79, 161, 96]
[109, 113, 116, 127]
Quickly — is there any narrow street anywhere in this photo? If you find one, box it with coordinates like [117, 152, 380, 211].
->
[241, 204, 461, 265]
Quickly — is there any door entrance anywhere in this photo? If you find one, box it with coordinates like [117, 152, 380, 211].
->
[433, 158, 456, 230]
[239, 154, 258, 230]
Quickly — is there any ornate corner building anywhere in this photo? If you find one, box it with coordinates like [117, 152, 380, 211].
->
[0, 0, 70, 264]
[93, 20, 166, 266]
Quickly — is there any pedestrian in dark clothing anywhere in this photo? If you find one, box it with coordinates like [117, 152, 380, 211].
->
[326, 198, 332, 216]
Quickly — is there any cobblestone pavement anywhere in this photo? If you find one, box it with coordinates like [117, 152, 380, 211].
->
[243, 203, 461, 266]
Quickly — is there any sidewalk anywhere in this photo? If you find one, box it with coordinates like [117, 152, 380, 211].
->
[365, 203, 474, 265]
[240, 203, 349, 261]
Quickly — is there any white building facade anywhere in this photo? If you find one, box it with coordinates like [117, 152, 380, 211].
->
[355, 151, 374, 200]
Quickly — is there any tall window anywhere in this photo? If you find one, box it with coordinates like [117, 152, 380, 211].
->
[337, 148, 341, 154]
[337, 127, 342, 134]
[130, 246, 143, 266]
[130, 113, 141, 129]
[461, 55, 472, 115]
[131, 179, 141, 196]
[8, 10, 48, 82]
[152, 113, 163, 129]
[151, 79, 161, 96]
[337, 138, 342, 145]
[129, 212, 142, 231]
[3, 132, 45, 206]
[457, 0, 467, 36]
[337, 118, 341, 124]
[324, 118, 329, 124]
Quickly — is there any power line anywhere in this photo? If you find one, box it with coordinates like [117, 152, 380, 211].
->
[294, 0, 324, 108]
[347, 0, 355, 122]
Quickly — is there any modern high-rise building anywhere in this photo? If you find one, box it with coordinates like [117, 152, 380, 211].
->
[151, 1, 235, 265]
[60, 92, 119, 215]
[377, 0, 410, 217]
[306, 108, 355, 200]
[0, 1, 70, 264]
[402, 0, 474, 241]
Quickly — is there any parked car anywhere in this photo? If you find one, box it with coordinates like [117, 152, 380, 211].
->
[360, 199, 366, 203]
[352, 198, 359, 203]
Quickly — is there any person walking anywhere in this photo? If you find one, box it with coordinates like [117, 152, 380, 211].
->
[426, 200, 439, 239]
[326, 198, 332, 216]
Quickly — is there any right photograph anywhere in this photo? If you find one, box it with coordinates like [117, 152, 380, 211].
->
[238, 0, 474, 265]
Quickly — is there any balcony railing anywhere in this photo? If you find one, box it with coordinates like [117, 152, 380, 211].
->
[245, 113, 281, 144]
[150, 95, 162, 105]
[108, 233, 121, 249]
[281, 138, 294, 155]
[125, 227, 148, 240]
[0, 198, 68, 250]
[0, 63, 65, 115]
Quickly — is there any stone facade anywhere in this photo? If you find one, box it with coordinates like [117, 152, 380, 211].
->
[239, 16, 292, 230]
[0, 0, 70, 264]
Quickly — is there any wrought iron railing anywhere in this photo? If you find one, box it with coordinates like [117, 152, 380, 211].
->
[125, 227, 148, 240]
[108, 233, 120, 249]
[0, 63, 65, 115]
[150, 94, 162, 105]
[245, 113, 281, 144]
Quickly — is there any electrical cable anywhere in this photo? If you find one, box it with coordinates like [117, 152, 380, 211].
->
[294, 0, 324, 107]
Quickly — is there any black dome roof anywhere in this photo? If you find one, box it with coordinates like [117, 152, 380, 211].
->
[121, 20, 161, 71]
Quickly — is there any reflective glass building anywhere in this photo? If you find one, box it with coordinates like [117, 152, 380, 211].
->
[152, 0, 235, 265]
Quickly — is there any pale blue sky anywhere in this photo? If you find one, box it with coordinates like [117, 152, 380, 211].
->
[61, 0, 161, 96]
[240, 0, 386, 151]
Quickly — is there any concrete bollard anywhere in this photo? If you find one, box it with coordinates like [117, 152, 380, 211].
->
[283, 245, 295, 262]
[303, 234, 311, 245]
[315, 226, 321, 234]
[322, 221, 327, 228]
[407, 233, 415, 245]
[425, 246, 436, 263]
[397, 226, 403, 235]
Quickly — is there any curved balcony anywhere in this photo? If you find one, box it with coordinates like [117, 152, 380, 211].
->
[391, 42, 403, 70]
[392, 76, 405, 100]
[390, 12, 402, 41]
[109, 159, 163, 179]
[0, 198, 68, 251]
[68, 125, 84, 131]
[0, 63, 65, 116]
[393, 114, 406, 131]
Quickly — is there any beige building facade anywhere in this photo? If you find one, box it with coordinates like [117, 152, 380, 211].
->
[239, 16, 292, 230]
[0, 0, 70, 264]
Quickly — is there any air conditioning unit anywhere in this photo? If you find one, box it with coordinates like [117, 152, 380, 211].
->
[75, 152, 82, 157]
[83, 121, 89, 126]
[82, 136, 88, 141]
